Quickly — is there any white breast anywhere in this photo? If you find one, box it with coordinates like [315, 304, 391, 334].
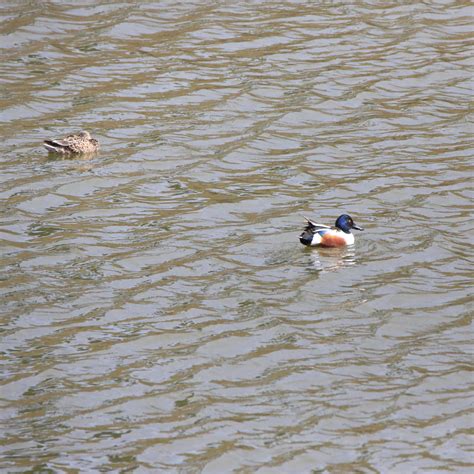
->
[343, 232, 355, 245]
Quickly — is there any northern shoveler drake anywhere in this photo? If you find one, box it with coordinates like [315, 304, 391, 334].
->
[299, 214, 364, 247]
[43, 131, 99, 155]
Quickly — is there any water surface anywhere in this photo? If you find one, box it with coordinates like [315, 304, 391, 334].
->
[0, 1, 473, 472]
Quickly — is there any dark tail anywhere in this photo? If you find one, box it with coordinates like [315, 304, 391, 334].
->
[299, 230, 314, 246]
[44, 140, 66, 152]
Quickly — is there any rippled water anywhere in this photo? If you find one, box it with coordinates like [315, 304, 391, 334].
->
[1, 1, 473, 472]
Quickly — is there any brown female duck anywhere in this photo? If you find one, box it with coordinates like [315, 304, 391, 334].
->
[43, 131, 99, 154]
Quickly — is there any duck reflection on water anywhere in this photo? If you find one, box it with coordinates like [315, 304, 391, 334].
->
[307, 245, 357, 272]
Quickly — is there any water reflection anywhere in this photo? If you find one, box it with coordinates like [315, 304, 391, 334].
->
[44, 150, 97, 172]
[306, 245, 357, 273]
[45, 152, 97, 161]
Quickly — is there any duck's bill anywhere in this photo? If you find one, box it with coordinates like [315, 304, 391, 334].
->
[352, 225, 364, 231]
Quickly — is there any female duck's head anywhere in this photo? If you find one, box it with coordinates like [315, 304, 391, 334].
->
[335, 214, 364, 233]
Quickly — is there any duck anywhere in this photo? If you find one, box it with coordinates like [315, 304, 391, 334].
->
[43, 131, 99, 155]
[299, 214, 364, 247]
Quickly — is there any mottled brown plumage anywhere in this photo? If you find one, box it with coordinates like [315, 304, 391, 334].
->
[43, 131, 99, 154]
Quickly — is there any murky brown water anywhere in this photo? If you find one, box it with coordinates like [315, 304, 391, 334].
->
[1, 1, 473, 472]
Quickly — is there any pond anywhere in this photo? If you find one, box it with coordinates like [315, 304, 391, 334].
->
[0, 1, 472, 472]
